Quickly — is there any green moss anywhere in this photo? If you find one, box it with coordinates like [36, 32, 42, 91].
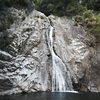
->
[41, 16, 48, 22]
[34, 15, 48, 22]
[34, 15, 39, 18]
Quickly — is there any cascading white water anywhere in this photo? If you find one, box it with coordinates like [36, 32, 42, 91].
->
[47, 26, 74, 92]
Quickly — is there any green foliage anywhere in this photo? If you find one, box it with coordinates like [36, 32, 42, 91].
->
[89, 26, 100, 34]
[66, 2, 86, 16]
[83, 11, 100, 34]
[0, 0, 32, 7]
[34, 0, 86, 16]
[34, 0, 42, 5]
[0, 0, 99, 35]
[34, 0, 100, 16]
[96, 14, 100, 22]
[74, 10, 100, 35]
[83, 10, 93, 19]
[88, 14, 100, 34]
[47, 3, 54, 12]
[82, 0, 100, 11]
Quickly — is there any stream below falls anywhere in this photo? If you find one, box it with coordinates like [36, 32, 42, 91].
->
[0, 92, 100, 100]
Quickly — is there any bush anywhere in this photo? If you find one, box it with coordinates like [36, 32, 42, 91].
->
[89, 26, 100, 34]
[47, 3, 54, 12]
[0, 0, 32, 8]
[66, 2, 86, 16]
[74, 10, 100, 35]
[83, 11, 100, 34]
[89, 14, 100, 34]
[82, 0, 100, 11]
[17, 0, 31, 7]
[83, 10, 93, 19]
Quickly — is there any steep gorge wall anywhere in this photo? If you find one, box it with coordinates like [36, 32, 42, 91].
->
[0, 8, 100, 95]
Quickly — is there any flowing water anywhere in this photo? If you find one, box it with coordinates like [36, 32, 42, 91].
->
[0, 92, 100, 100]
[47, 26, 73, 92]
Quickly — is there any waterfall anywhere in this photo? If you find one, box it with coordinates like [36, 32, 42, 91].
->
[47, 26, 74, 92]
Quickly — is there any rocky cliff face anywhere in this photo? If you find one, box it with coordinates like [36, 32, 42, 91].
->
[0, 8, 100, 95]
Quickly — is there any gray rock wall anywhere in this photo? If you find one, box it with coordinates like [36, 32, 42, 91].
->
[0, 8, 100, 95]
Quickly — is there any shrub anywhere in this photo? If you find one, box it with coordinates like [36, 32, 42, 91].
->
[47, 3, 54, 12]
[74, 10, 100, 35]
[82, 0, 100, 11]
[66, 2, 86, 16]
[17, 0, 30, 7]
[83, 10, 93, 19]
[83, 11, 100, 34]
[89, 26, 100, 34]
[0, 0, 32, 8]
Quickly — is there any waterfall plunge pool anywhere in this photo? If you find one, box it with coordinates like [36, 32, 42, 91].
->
[0, 92, 100, 100]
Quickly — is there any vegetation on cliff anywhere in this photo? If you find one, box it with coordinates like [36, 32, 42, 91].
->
[0, 0, 32, 7]
[0, 0, 100, 35]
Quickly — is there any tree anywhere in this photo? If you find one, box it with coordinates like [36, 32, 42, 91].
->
[82, 0, 100, 11]
[34, 0, 80, 16]
[0, 0, 33, 7]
